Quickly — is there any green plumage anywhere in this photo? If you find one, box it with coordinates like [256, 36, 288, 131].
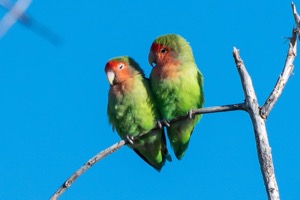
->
[149, 34, 204, 160]
[106, 56, 170, 171]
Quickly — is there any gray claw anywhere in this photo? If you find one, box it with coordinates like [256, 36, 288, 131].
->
[162, 119, 170, 127]
[157, 120, 163, 129]
[188, 109, 195, 119]
[125, 135, 134, 145]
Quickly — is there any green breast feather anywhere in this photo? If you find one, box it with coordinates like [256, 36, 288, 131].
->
[107, 77, 157, 138]
[151, 63, 204, 120]
[107, 74, 170, 170]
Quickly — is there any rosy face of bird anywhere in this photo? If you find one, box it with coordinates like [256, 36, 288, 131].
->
[104, 60, 129, 85]
[148, 43, 171, 67]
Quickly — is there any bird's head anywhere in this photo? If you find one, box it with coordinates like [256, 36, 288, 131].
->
[105, 56, 144, 86]
[148, 34, 194, 68]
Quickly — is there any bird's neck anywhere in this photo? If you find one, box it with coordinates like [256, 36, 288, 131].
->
[111, 77, 135, 95]
[152, 62, 181, 80]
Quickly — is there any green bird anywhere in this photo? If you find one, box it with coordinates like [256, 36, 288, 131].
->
[105, 56, 170, 171]
[148, 34, 204, 160]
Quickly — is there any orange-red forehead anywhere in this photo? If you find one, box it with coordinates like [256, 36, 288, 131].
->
[105, 60, 124, 72]
[151, 43, 163, 52]
[150, 43, 171, 53]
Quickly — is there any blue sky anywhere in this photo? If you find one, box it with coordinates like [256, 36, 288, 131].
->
[1, 0, 299, 199]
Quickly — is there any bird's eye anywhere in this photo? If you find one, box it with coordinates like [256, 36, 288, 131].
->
[118, 64, 124, 69]
[160, 48, 167, 53]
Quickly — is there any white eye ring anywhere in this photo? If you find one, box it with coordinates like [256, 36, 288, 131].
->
[118, 64, 124, 69]
[160, 48, 167, 53]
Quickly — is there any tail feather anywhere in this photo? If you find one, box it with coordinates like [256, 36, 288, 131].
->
[167, 116, 199, 160]
[132, 128, 171, 171]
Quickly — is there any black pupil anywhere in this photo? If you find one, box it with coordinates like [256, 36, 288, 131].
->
[160, 48, 166, 53]
[119, 65, 123, 69]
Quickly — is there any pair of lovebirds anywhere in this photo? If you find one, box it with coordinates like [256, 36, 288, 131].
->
[104, 34, 204, 171]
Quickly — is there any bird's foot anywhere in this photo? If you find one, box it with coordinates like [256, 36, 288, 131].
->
[188, 109, 195, 119]
[157, 119, 170, 128]
[124, 135, 134, 145]
[157, 120, 163, 129]
[162, 119, 170, 127]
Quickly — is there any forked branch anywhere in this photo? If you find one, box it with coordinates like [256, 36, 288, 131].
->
[233, 48, 279, 200]
[261, 29, 297, 118]
[50, 4, 298, 199]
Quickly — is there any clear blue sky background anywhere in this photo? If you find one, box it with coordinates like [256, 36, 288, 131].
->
[1, 0, 299, 199]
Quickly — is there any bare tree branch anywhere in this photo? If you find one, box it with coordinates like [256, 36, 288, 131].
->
[154, 103, 247, 130]
[49, 103, 247, 200]
[233, 48, 280, 200]
[50, 39, 296, 200]
[292, 2, 300, 39]
[50, 40, 296, 200]
[50, 140, 127, 200]
[260, 29, 297, 118]
[51, 4, 298, 199]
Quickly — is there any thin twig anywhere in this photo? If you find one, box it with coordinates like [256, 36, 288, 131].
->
[50, 140, 127, 200]
[260, 29, 297, 118]
[50, 103, 246, 200]
[233, 48, 280, 200]
[291, 2, 300, 40]
[158, 103, 247, 130]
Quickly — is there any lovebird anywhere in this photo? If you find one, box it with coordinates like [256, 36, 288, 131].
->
[148, 34, 204, 160]
[105, 56, 170, 171]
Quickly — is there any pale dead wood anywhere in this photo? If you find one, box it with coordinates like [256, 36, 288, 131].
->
[51, 4, 299, 199]
[260, 29, 297, 118]
[233, 48, 281, 200]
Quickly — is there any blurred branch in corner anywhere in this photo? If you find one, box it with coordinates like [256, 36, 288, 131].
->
[0, 0, 62, 45]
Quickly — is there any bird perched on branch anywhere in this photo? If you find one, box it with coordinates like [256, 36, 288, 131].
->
[105, 56, 171, 171]
[148, 34, 204, 160]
